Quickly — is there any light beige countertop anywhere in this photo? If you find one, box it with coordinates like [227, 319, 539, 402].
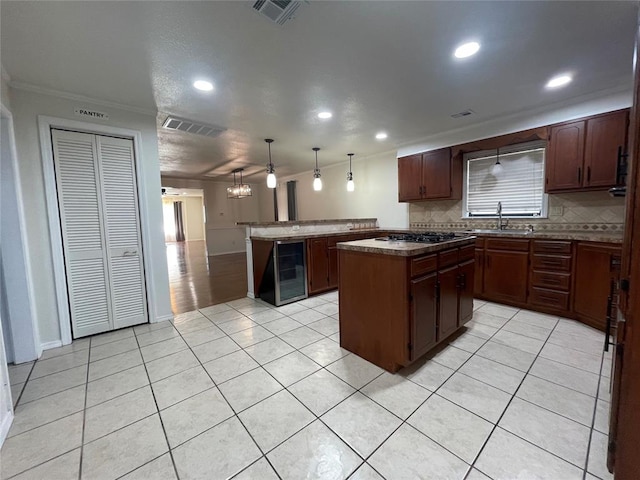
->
[250, 228, 383, 242]
[337, 237, 476, 257]
[238, 218, 377, 226]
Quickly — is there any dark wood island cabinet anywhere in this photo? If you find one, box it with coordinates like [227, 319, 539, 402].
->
[337, 237, 475, 372]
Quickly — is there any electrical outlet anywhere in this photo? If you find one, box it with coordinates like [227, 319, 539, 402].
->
[550, 206, 563, 216]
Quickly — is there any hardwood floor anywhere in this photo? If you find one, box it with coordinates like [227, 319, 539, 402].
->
[166, 241, 247, 314]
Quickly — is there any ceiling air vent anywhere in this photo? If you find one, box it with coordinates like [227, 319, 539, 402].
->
[451, 110, 474, 119]
[252, 0, 302, 26]
[162, 116, 226, 138]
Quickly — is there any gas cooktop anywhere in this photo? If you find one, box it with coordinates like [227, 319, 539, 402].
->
[376, 232, 459, 243]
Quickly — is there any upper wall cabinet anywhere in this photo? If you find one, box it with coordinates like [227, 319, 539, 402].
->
[546, 109, 629, 193]
[398, 147, 461, 202]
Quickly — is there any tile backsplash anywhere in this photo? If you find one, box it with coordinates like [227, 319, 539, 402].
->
[409, 191, 626, 232]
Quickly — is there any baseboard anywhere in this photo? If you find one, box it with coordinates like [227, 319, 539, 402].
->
[41, 340, 63, 351]
[0, 411, 14, 448]
[210, 250, 245, 256]
[246, 292, 256, 299]
[155, 314, 174, 323]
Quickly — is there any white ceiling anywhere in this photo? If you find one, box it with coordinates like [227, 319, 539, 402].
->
[1, 1, 637, 182]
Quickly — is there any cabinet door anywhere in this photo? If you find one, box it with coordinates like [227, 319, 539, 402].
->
[458, 259, 475, 326]
[410, 272, 438, 360]
[307, 238, 329, 294]
[574, 243, 620, 330]
[423, 148, 452, 199]
[474, 249, 484, 295]
[328, 246, 339, 290]
[438, 265, 459, 340]
[398, 154, 423, 202]
[584, 110, 628, 188]
[546, 121, 585, 192]
[484, 250, 529, 303]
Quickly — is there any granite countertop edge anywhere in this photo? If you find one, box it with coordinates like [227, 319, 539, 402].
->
[337, 237, 476, 257]
[250, 228, 383, 241]
[238, 218, 377, 226]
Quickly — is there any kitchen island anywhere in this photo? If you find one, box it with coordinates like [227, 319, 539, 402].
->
[337, 235, 475, 372]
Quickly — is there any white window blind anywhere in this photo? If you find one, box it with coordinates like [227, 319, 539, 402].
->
[464, 141, 547, 217]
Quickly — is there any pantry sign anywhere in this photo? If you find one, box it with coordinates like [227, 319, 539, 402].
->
[74, 107, 109, 120]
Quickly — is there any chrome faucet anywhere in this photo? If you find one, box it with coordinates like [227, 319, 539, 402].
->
[496, 201, 508, 230]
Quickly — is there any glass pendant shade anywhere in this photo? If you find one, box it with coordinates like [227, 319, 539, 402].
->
[265, 138, 276, 189]
[346, 153, 355, 192]
[312, 147, 322, 191]
[266, 172, 276, 188]
[491, 148, 503, 176]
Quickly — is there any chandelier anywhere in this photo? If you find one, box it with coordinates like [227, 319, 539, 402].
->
[227, 168, 252, 199]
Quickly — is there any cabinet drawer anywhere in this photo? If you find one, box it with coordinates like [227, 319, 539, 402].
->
[533, 240, 572, 255]
[459, 245, 475, 262]
[529, 287, 570, 311]
[439, 249, 459, 268]
[532, 254, 572, 272]
[531, 270, 571, 291]
[411, 254, 437, 278]
[485, 238, 529, 252]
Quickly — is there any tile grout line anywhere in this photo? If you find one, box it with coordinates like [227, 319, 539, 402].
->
[128, 326, 181, 480]
[77, 336, 92, 480]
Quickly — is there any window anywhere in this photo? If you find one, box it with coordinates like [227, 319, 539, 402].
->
[463, 140, 548, 218]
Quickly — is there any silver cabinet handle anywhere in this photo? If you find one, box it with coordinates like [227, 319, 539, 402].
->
[123, 251, 138, 257]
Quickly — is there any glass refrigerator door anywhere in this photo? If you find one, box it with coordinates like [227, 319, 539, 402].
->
[275, 241, 307, 304]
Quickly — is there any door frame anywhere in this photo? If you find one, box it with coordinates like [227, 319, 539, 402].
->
[38, 115, 153, 345]
[0, 102, 40, 362]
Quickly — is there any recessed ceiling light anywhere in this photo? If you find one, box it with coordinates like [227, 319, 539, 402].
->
[318, 111, 333, 119]
[454, 42, 480, 59]
[545, 74, 572, 89]
[375, 132, 388, 140]
[193, 80, 214, 91]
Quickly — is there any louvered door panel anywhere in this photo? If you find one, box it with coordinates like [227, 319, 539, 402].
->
[52, 130, 112, 337]
[98, 136, 147, 329]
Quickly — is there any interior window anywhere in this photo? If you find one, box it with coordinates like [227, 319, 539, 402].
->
[463, 141, 548, 218]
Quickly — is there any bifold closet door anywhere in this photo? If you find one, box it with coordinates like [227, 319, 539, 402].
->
[97, 135, 147, 330]
[52, 130, 147, 338]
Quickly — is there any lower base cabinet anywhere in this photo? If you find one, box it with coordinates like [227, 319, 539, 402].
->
[339, 242, 475, 372]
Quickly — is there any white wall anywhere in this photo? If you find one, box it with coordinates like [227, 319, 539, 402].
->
[161, 177, 269, 254]
[280, 150, 410, 229]
[9, 87, 172, 345]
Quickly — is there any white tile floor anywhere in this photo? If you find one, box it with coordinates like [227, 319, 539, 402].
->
[2, 294, 614, 480]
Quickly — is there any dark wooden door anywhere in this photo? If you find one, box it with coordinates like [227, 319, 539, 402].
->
[422, 148, 451, 199]
[398, 154, 423, 202]
[546, 121, 586, 192]
[458, 259, 475, 326]
[484, 250, 529, 303]
[438, 265, 459, 340]
[584, 110, 629, 188]
[474, 248, 484, 295]
[307, 237, 329, 294]
[410, 272, 438, 360]
[328, 246, 339, 290]
[573, 243, 621, 330]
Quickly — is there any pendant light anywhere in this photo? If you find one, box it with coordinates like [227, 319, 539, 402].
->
[265, 138, 277, 189]
[226, 168, 252, 199]
[312, 147, 322, 191]
[346, 153, 355, 192]
[491, 147, 503, 176]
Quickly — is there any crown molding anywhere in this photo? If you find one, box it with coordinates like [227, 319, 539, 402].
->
[397, 81, 633, 157]
[9, 80, 157, 116]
